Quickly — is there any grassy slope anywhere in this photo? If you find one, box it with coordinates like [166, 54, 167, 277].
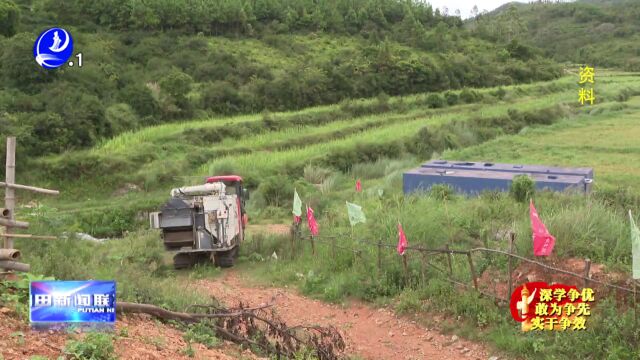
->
[447, 96, 640, 193]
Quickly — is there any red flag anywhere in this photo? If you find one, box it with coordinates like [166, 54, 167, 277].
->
[397, 223, 408, 255]
[356, 179, 362, 192]
[307, 206, 319, 236]
[530, 200, 555, 256]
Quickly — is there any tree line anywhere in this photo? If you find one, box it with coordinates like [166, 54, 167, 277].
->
[0, 0, 560, 159]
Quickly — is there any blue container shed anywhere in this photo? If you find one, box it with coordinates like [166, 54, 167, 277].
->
[403, 160, 594, 196]
[421, 160, 594, 179]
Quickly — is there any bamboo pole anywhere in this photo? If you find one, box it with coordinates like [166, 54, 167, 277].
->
[4, 137, 15, 249]
[0, 248, 20, 260]
[0, 260, 29, 272]
[0, 208, 9, 217]
[0, 218, 29, 228]
[0, 182, 59, 195]
[0, 234, 57, 240]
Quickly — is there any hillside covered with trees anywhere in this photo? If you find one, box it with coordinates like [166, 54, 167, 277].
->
[471, 0, 640, 70]
[0, 0, 559, 159]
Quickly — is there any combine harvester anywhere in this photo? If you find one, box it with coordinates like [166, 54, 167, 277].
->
[150, 176, 249, 268]
[403, 160, 594, 195]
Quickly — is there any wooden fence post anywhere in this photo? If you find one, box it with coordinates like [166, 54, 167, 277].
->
[420, 251, 427, 285]
[290, 223, 296, 260]
[507, 232, 515, 298]
[584, 258, 592, 289]
[445, 244, 453, 275]
[467, 252, 479, 291]
[311, 236, 316, 255]
[377, 242, 382, 272]
[4, 137, 15, 249]
[402, 253, 409, 280]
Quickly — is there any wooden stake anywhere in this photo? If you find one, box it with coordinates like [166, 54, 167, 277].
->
[445, 244, 453, 275]
[507, 232, 515, 298]
[402, 253, 409, 280]
[584, 258, 592, 289]
[377, 242, 382, 272]
[634, 280, 638, 329]
[4, 137, 15, 249]
[311, 236, 316, 255]
[290, 225, 295, 260]
[420, 251, 428, 285]
[467, 252, 478, 291]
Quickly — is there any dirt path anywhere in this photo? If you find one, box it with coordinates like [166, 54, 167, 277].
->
[195, 270, 495, 360]
[0, 310, 260, 360]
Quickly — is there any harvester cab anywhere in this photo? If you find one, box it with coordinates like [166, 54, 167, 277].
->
[150, 175, 248, 268]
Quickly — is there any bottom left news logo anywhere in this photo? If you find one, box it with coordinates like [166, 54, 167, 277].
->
[29, 280, 116, 329]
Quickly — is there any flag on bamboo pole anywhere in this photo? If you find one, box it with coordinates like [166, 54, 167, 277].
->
[530, 200, 555, 256]
[292, 189, 302, 224]
[307, 206, 319, 236]
[356, 179, 362, 192]
[629, 210, 640, 279]
[346, 202, 366, 226]
[397, 223, 408, 255]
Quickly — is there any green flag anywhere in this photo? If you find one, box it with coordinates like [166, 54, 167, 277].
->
[292, 189, 302, 217]
[346, 201, 366, 226]
[630, 210, 640, 279]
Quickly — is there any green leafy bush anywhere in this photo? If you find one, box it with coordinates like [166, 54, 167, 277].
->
[510, 175, 535, 203]
[183, 321, 221, 349]
[64, 333, 116, 360]
[425, 93, 446, 108]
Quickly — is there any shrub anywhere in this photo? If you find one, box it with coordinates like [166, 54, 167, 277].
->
[429, 184, 454, 200]
[444, 91, 459, 105]
[183, 321, 221, 349]
[258, 176, 294, 207]
[303, 165, 333, 184]
[64, 333, 116, 360]
[425, 93, 446, 108]
[459, 88, 479, 103]
[491, 87, 507, 100]
[510, 175, 535, 203]
[105, 103, 139, 135]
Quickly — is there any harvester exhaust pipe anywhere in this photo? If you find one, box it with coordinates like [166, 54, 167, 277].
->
[171, 183, 226, 197]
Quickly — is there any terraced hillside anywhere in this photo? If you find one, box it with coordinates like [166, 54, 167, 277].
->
[11, 71, 640, 360]
[19, 72, 637, 231]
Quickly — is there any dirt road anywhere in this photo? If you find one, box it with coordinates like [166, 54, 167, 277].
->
[196, 270, 495, 360]
[0, 309, 259, 360]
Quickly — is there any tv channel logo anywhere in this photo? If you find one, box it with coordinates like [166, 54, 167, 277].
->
[30, 280, 116, 325]
[33, 27, 74, 69]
